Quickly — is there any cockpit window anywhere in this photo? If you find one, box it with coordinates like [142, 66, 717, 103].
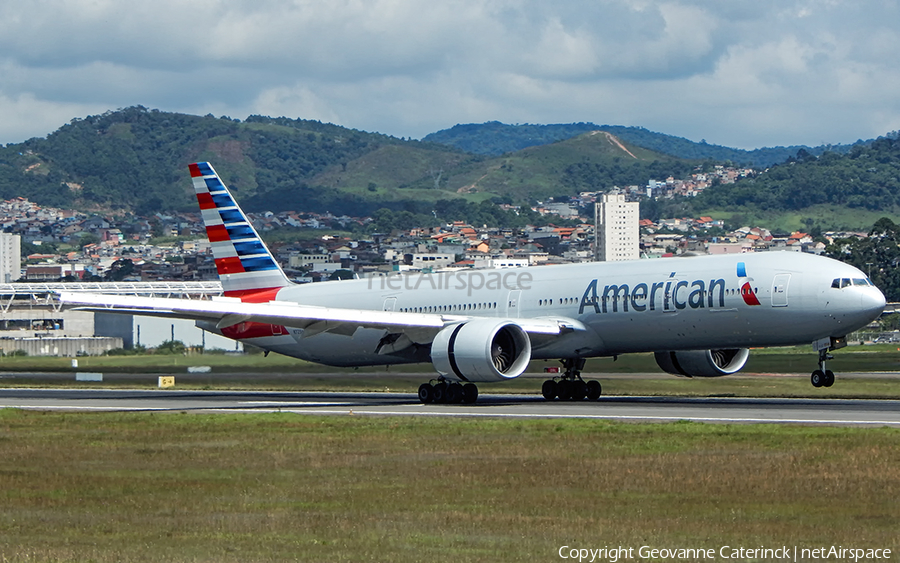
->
[832, 277, 874, 289]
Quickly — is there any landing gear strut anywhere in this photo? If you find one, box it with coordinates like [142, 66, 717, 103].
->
[811, 348, 835, 388]
[541, 358, 602, 401]
[418, 378, 478, 404]
[811, 337, 844, 388]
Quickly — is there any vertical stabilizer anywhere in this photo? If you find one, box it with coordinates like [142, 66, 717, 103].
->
[190, 162, 292, 300]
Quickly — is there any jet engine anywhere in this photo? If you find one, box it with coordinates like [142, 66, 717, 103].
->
[431, 319, 532, 382]
[654, 348, 749, 377]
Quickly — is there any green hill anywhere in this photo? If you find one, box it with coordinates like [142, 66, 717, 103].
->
[424, 121, 868, 167]
[247, 128, 693, 216]
[432, 130, 693, 200]
[0, 107, 693, 217]
[694, 138, 900, 230]
[0, 108, 477, 216]
[2, 107, 900, 231]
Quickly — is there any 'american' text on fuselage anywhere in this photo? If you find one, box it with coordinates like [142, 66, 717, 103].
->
[579, 273, 728, 315]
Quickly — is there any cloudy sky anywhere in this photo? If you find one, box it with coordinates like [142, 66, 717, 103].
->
[1, 0, 898, 149]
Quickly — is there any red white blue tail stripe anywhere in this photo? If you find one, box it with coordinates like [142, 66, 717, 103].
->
[190, 162, 291, 300]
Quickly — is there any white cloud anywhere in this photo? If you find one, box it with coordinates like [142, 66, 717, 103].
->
[251, 83, 343, 125]
[0, 92, 108, 144]
[0, 0, 897, 147]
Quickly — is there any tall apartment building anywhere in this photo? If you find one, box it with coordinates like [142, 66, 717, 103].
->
[0, 233, 21, 283]
[594, 194, 639, 261]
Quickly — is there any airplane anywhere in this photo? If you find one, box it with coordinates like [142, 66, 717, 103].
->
[60, 162, 887, 404]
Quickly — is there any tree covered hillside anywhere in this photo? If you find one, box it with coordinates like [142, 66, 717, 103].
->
[3, 107, 899, 230]
[424, 121, 867, 167]
[442, 130, 694, 200]
[0, 107, 695, 217]
[696, 137, 900, 212]
[828, 217, 900, 302]
[0, 106, 454, 215]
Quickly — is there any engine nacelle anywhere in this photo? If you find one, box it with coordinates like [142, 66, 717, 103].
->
[654, 348, 750, 377]
[431, 319, 532, 382]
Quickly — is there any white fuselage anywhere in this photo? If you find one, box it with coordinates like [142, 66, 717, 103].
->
[207, 252, 886, 367]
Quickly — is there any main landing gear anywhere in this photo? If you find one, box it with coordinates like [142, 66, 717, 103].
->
[418, 379, 479, 404]
[541, 358, 602, 401]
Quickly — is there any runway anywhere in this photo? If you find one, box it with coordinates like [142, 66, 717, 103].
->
[1, 388, 900, 426]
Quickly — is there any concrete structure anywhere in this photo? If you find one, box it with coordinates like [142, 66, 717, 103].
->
[0, 308, 94, 338]
[25, 263, 85, 281]
[708, 242, 750, 255]
[472, 257, 529, 269]
[594, 194, 639, 261]
[95, 314, 242, 351]
[287, 254, 342, 273]
[408, 253, 456, 271]
[0, 233, 21, 283]
[0, 336, 122, 357]
[289, 254, 331, 269]
[0, 281, 235, 355]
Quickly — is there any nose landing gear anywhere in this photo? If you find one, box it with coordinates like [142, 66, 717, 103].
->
[811, 348, 836, 388]
[811, 337, 844, 388]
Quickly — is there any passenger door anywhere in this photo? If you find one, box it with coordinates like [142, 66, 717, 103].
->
[772, 274, 790, 307]
[505, 290, 522, 318]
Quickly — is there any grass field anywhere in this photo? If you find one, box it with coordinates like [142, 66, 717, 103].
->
[0, 410, 898, 563]
[2, 343, 899, 376]
[1, 347, 899, 561]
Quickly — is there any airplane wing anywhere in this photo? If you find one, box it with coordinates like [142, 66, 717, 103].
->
[58, 292, 582, 341]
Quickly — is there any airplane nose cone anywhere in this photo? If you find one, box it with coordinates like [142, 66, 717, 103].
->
[863, 288, 887, 319]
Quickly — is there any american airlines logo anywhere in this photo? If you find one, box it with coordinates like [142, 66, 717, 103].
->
[578, 272, 732, 315]
[737, 261, 761, 306]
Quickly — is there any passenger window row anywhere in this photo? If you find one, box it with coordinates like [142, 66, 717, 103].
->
[538, 297, 579, 306]
[400, 302, 498, 314]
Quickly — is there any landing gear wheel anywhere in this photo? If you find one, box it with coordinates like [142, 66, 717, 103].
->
[556, 380, 572, 401]
[823, 370, 835, 388]
[418, 383, 434, 404]
[549, 358, 588, 401]
[541, 380, 558, 400]
[586, 380, 602, 401]
[462, 384, 479, 404]
[571, 380, 587, 401]
[447, 383, 464, 404]
[811, 370, 825, 388]
[432, 382, 448, 403]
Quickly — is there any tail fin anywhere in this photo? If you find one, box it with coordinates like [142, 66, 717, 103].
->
[190, 162, 292, 300]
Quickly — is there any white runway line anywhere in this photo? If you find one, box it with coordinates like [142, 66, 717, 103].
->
[0, 405, 171, 411]
[238, 401, 356, 406]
